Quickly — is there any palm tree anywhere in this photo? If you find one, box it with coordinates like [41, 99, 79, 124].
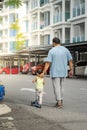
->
[4, 0, 24, 8]
[3, 0, 26, 50]
[10, 19, 26, 51]
[10, 19, 20, 32]
[15, 33, 25, 50]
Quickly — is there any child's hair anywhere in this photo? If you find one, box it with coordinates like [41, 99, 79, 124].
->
[36, 69, 43, 75]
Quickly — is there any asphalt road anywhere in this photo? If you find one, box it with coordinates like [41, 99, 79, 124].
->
[0, 75, 87, 130]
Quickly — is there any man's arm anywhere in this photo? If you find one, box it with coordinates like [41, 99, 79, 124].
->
[68, 60, 73, 77]
[40, 62, 51, 76]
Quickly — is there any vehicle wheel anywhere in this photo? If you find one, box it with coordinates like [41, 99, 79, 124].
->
[2, 72, 6, 74]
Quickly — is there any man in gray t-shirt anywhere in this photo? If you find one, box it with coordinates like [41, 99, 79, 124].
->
[40, 37, 73, 108]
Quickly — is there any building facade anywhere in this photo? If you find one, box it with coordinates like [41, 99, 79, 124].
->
[0, 0, 86, 54]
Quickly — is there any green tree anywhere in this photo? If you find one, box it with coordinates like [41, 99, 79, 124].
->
[4, 0, 24, 8]
[10, 19, 26, 51]
[15, 33, 25, 50]
[10, 19, 20, 32]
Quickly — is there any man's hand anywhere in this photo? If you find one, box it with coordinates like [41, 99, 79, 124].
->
[40, 72, 45, 77]
[40, 62, 51, 77]
[68, 60, 73, 78]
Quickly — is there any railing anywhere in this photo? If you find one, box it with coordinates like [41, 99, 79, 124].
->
[40, 22, 50, 29]
[65, 39, 70, 44]
[73, 3, 85, 17]
[73, 35, 85, 43]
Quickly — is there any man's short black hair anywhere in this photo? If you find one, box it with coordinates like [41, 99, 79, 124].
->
[52, 37, 60, 44]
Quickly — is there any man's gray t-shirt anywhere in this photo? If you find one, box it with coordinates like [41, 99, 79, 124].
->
[45, 46, 72, 78]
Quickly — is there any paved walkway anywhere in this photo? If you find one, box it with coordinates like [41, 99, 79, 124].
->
[0, 102, 87, 130]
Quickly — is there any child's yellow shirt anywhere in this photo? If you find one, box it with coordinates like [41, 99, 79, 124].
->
[36, 77, 44, 90]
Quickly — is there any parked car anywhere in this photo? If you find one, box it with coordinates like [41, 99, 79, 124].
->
[22, 62, 35, 74]
[0, 65, 23, 74]
[75, 60, 87, 76]
[31, 63, 49, 75]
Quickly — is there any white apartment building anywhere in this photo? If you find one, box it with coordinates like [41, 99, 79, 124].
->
[0, 0, 86, 54]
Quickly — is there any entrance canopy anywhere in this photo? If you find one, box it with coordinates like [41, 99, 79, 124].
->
[65, 41, 87, 52]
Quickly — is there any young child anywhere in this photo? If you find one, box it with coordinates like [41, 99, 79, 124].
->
[31, 69, 45, 108]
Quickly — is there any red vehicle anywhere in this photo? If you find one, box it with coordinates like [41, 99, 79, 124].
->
[31, 63, 49, 75]
[0, 65, 23, 74]
[22, 62, 35, 74]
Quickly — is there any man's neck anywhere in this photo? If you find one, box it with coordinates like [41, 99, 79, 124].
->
[52, 43, 61, 47]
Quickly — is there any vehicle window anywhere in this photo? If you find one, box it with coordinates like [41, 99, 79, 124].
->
[12, 66, 18, 68]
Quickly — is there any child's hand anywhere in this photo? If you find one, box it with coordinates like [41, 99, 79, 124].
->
[32, 77, 37, 83]
[32, 80, 34, 83]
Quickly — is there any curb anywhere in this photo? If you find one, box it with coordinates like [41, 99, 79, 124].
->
[0, 104, 11, 115]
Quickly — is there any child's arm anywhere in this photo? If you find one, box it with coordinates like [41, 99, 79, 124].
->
[32, 77, 37, 83]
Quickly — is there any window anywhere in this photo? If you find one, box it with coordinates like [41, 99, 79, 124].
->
[31, 0, 38, 9]
[4, 43, 8, 48]
[9, 5, 15, 9]
[44, 11, 50, 26]
[0, 44, 2, 51]
[25, 40, 29, 46]
[25, 21, 28, 32]
[0, 31, 2, 37]
[10, 42, 16, 51]
[9, 29, 17, 37]
[44, 35, 50, 45]
[26, 1, 29, 14]
[9, 14, 18, 23]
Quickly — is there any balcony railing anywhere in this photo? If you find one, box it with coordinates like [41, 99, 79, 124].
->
[73, 3, 85, 17]
[65, 39, 70, 44]
[73, 35, 85, 43]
